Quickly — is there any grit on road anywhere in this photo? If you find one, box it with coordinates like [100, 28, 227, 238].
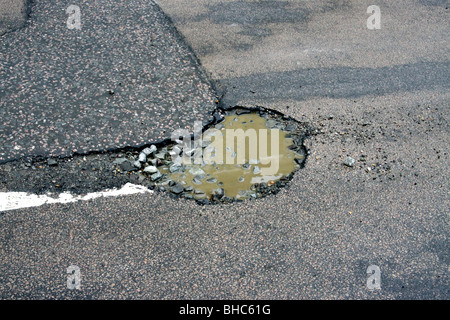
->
[0, 0, 448, 299]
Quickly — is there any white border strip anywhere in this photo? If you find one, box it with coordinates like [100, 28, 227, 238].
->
[0, 183, 153, 212]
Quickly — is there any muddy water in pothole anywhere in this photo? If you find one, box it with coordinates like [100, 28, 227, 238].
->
[163, 113, 299, 199]
[130, 108, 308, 202]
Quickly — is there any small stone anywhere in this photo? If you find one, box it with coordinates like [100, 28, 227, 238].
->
[184, 186, 194, 192]
[172, 146, 182, 154]
[138, 173, 147, 183]
[238, 176, 245, 182]
[284, 124, 295, 131]
[169, 163, 183, 173]
[142, 145, 157, 155]
[195, 174, 205, 180]
[343, 157, 356, 167]
[266, 119, 277, 128]
[274, 123, 285, 129]
[212, 188, 225, 200]
[294, 137, 303, 146]
[172, 156, 182, 165]
[206, 178, 218, 183]
[169, 150, 178, 158]
[253, 166, 261, 174]
[222, 196, 233, 203]
[183, 148, 196, 157]
[189, 166, 205, 176]
[236, 109, 251, 115]
[169, 147, 182, 159]
[138, 152, 147, 163]
[170, 183, 184, 194]
[143, 165, 158, 173]
[133, 160, 142, 169]
[47, 159, 57, 166]
[155, 152, 166, 159]
[243, 162, 251, 169]
[150, 171, 162, 181]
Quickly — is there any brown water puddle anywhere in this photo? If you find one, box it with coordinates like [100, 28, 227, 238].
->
[164, 113, 300, 199]
[126, 107, 307, 203]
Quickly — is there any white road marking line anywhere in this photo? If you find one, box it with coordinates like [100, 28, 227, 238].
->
[0, 183, 153, 212]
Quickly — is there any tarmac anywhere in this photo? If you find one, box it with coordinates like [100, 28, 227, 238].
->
[0, 0, 217, 162]
[0, 0, 448, 299]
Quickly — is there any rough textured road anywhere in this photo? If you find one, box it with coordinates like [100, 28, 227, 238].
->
[0, 0, 30, 36]
[0, 0, 216, 162]
[0, 0, 448, 299]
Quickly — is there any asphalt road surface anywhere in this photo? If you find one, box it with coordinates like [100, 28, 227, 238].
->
[0, 0, 448, 299]
[0, 0, 216, 162]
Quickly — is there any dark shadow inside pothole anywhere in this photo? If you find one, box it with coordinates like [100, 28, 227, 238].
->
[0, 106, 310, 205]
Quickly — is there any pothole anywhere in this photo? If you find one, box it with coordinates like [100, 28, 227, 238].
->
[0, 106, 309, 205]
[118, 107, 309, 204]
